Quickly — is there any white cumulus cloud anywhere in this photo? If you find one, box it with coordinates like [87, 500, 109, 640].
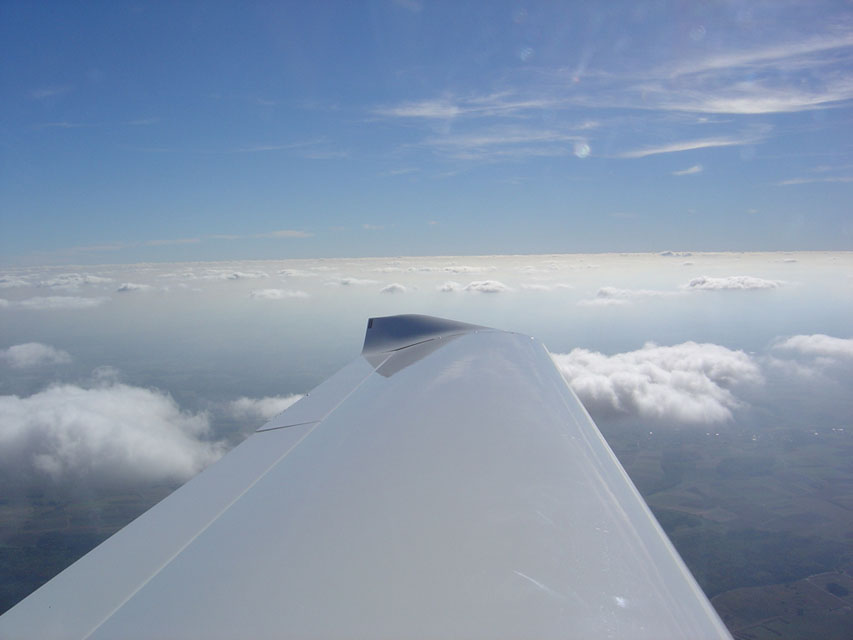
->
[116, 282, 153, 293]
[380, 283, 407, 294]
[552, 341, 762, 424]
[464, 280, 510, 293]
[438, 281, 462, 292]
[0, 383, 224, 487]
[686, 275, 782, 290]
[773, 334, 853, 360]
[219, 271, 269, 280]
[278, 269, 318, 278]
[1, 343, 72, 368]
[228, 395, 303, 421]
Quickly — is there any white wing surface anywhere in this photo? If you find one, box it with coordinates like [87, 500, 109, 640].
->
[0, 315, 731, 639]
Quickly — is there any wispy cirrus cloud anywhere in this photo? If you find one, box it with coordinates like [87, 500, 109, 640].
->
[373, 91, 562, 120]
[664, 32, 853, 79]
[603, 30, 853, 115]
[422, 126, 581, 161]
[66, 243, 128, 253]
[229, 138, 323, 153]
[33, 121, 91, 130]
[643, 82, 853, 115]
[776, 175, 853, 186]
[381, 167, 419, 176]
[617, 135, 760, 159]
[303, 149, 348, 160]
[146, 237, 201, 246]
[232, 138, 347, 160]
[30, 85, 71, 100]
[424, 127, 578, 149]
[209, 230, 313, 240]
[263, 230, 313, 238]
[391, 0, 422, 12]
[370, 28, 850, 168]
[673, 164, 703, 176]
[370, 26, 852, 173]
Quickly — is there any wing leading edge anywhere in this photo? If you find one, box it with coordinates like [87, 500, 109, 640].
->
[0, 314, 731, 639]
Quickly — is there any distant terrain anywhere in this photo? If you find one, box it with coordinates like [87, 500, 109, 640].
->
[0, 485, 175, 615]
[606, 421, 853, 638]
[1, 418, 851, 638]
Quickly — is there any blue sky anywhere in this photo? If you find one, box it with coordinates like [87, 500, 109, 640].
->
[1, 0, 852, 264]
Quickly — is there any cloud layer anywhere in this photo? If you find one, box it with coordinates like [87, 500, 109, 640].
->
[15, 296, 108, 310]
[116, 282, 153, 293]
[249, 288, 309, 300]
[578, 286, 677, 306]
[686, 276, 782, 290]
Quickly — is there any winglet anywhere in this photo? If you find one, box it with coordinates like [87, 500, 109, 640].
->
[362, 314, 485, 354]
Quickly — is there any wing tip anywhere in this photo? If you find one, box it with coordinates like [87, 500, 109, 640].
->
[362, 314, 486, 354]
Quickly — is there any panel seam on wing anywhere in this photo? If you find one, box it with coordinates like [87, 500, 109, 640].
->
[257, 419, 319, 433]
